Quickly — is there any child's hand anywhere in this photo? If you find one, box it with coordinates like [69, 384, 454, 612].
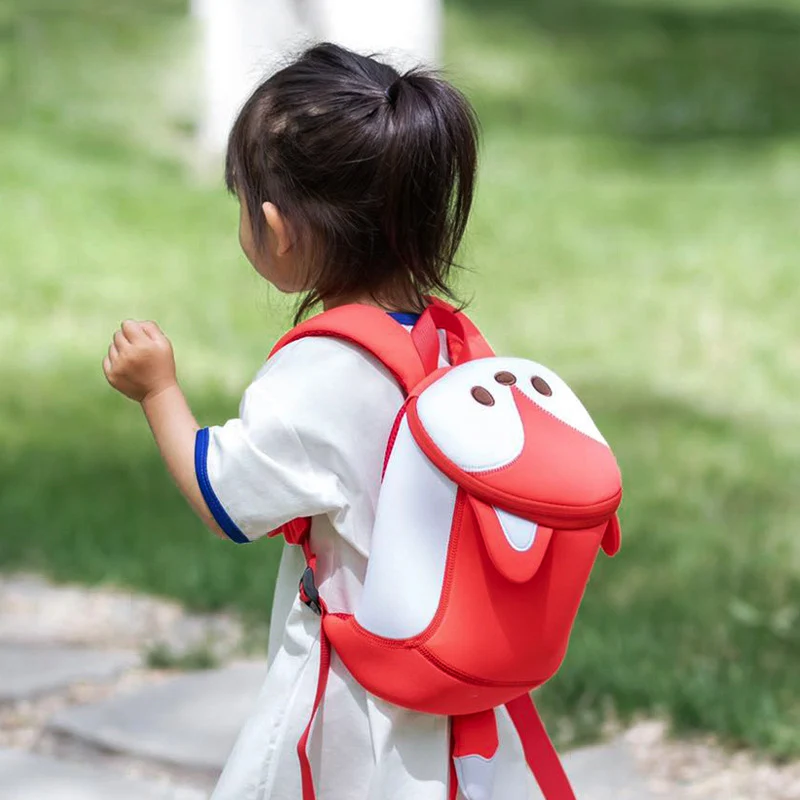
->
[103, 320, 177, 403]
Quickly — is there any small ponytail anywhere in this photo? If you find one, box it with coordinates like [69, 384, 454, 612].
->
[378, 69, 479, 304]
[385, 79, 400, 107]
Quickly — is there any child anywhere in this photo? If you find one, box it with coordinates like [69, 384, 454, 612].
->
[103, 44, 536, 800]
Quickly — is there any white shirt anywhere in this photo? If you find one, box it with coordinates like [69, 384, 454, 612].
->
[197, 331, 535, 800]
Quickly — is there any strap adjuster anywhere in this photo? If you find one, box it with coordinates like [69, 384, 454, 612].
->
[299, 566, 321, 615]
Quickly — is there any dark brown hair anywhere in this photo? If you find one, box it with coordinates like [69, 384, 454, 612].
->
[225, 43, 479, 322]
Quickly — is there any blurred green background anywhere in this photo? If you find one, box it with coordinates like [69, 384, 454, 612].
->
[1, 0, 799, 755]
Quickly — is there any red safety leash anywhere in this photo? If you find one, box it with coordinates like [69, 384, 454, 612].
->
[506, 695, 576, 800]
[297, 605, 331, 800]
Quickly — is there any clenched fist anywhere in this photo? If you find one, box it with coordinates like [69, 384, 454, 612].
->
[103, 320, 177, 402]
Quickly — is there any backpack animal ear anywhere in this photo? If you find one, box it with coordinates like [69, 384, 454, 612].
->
[469, 496, 553, 583]
[601, 513, 621, 556]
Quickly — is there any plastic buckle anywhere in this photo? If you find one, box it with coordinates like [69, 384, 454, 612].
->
[299, 566, 321, 615]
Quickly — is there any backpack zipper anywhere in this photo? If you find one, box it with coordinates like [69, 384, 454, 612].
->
[406, 404, 622, 528]
[419, 644, 544, 688]
[469, 485, 621, 529]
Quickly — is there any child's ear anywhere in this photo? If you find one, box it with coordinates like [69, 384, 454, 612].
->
[262, 202, 293, 256]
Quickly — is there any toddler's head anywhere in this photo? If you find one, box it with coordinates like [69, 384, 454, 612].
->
[225, 43, 479, 320]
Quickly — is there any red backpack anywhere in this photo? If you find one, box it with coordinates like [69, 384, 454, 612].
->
[269, 299, 623, 800]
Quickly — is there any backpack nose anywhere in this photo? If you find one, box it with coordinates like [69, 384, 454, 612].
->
[473, 388, 621, 515]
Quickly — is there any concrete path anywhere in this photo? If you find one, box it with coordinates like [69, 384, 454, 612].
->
[0, 575, 694, 800]
[49, 661, 267, 773]
[542, 741, 657, 800]
[0, 644, 139, 702]
[48, 657, 660, 797]
[0, 748, 204, 800]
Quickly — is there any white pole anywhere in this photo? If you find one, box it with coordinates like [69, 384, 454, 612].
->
[310, 0, 440, 71]
[197, 0, 306, 154]
[197, 0, 441, 153]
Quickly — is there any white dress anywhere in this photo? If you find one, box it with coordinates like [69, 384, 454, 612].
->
[195, 330, 536, 800]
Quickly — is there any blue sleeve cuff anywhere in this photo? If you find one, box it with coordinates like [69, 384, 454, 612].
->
[195, 427, 251, 544]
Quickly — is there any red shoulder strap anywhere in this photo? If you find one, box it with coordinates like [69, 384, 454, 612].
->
[270, 304, 428, 394]
[270, 301, 494, 394]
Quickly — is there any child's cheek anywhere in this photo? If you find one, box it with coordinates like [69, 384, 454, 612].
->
[263, 257, 300, 293]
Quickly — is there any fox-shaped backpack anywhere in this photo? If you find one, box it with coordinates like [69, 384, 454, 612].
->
[269, 299, 623, 800]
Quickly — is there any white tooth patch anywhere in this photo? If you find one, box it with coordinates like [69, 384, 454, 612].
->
[454, 754, 497, 800]
[495, 507, 538, 551]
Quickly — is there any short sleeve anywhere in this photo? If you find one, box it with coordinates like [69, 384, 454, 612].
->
[194, 335, 406, 547]
[194, 355, 345, 544]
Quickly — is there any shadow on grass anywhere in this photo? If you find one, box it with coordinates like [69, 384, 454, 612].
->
[2, 373, 799, 752]
[0, 385, 284, 625]
[448, 0, 800, 145]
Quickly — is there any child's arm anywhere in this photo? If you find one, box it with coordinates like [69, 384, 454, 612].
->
[102, 320, 225, 538]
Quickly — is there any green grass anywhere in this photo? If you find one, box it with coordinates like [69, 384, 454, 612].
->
[145, 641, 220, 671]
[2, 0, 800, 756]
